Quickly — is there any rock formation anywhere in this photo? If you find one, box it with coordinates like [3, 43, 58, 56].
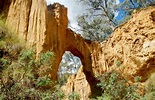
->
[4, 0, 99, 81]
[61, 66, 91, 100]
[92, 7, 155, 82]
[2, 0, 155, 99]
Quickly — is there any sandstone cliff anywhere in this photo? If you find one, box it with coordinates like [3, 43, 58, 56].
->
[2, 0, 155, 99]
[4, 0, 99, 81]
[92, 7, 155, 82]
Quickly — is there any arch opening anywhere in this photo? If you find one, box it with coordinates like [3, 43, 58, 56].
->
[58, 51, 102, 98]
[58, 51, 82, 86]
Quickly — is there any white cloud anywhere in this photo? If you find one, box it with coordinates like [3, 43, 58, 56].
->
[114, 11, 119, 17]
[115, 0, 120, 18]
[116, 0, 120, 4]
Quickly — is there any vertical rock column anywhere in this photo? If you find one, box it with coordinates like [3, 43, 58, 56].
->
[6, 0, 32, 39]
[26, 0, 48, 56]
[6, 0, 51, 56]
[47, 3, 68, 79]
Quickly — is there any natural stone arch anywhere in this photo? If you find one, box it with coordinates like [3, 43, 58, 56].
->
[63, 30, 102, 97]
[4, 0, 101, 80]
[65, 29, 95, 75]
[58, 48, 102, 98]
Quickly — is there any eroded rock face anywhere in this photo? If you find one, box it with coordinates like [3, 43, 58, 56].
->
[61, 66, 91, 100]
[5, 0, 67, 79]
[92, 7, 155, 82]
[4, 0, 155, 99]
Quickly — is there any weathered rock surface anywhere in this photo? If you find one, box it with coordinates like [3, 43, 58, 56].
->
[5, 0, 68, 79]
[3, 0, 155, 99]
[61, 66, 91, 100]
[92, 7, 155, 82]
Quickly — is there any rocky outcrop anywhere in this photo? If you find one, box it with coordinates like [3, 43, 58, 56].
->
[61, 66, 91, 100]
[92, 7, 155, 82]
[6, 0, 49, 53]
[3, 0, 155, 99]
[62, 7, 155, 99]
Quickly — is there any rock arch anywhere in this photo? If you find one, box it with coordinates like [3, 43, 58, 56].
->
[4, 0, 155, 85]
[53, 28, 98, 80]
[59, 49, 101, 99]
[2, 0, 106, 82]
[3, 0, 155, 99]
[4, 0, 101, 80]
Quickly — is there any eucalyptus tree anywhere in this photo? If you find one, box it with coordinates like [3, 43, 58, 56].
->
[76, 0, 118, 42]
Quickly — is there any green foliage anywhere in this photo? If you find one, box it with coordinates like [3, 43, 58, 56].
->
[95, 70, 140, 100]
[119, 0, 155, 10]
[55, 89, 66, 100]
[134, 76, 142, 82]
[58, 73, 70, 86]
[0, 49, 65, 99]
[141, 87, 155, 100]
[36, 76, 53, 87]
[92, 65, 155, 100]
[115, 60, 121, 67]
[68, 92, 80, 100]
[0, 58, 10, 67]
[38, 51, 55, 66]
[0, 16, 23, 59]
[77, 0, 117, 42]
[0, 14, 6, 27]
[140, 73, 155, 100]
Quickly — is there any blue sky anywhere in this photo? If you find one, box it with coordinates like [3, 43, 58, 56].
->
[115, 0, 124, 20]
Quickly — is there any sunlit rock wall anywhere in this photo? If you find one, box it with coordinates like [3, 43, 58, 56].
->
[92, 7, 155, 81]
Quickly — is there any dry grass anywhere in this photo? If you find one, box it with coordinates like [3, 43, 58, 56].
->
[0, 15, 25, 59]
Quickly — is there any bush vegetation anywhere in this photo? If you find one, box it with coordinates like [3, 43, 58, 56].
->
[68, 92, 80, 100]
[91, 61, 155, 100]
[0, 16, 66, 99]
[76, 0, 155, 42]
[0, 15, 23, 60]
[0, 48, 65, 99]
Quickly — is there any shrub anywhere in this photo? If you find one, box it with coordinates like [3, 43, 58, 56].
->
[0, 49, 65, 100]
[0, 14, 24, 60]
[95, 70, 141, 100]
[68, 92, 80, 100]
[93, 61, 155, 100]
